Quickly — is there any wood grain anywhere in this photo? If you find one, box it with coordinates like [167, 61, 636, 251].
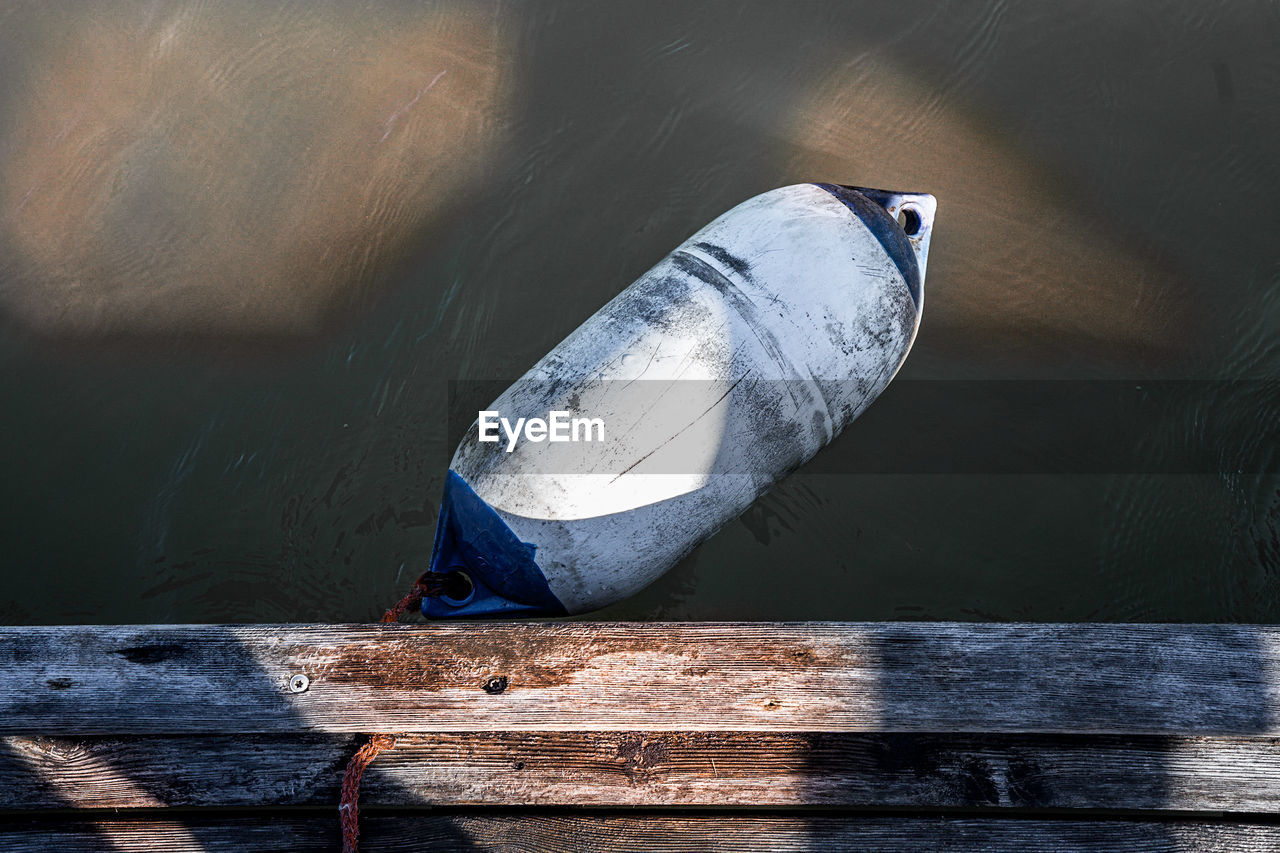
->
[7, 732, 1280, 812]
[1, 814, 1277, 852]
[2, 623, 1278, 735]
[6, 623, 1280, 844]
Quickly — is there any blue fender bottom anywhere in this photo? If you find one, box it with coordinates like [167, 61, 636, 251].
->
[421, 470, 568, 619]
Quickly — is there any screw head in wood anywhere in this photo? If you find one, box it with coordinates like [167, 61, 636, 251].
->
[289, 673, 310, 693]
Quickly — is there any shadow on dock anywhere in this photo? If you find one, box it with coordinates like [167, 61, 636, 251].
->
[0, 626, 477, 851]
[2, 624, 1279, 850]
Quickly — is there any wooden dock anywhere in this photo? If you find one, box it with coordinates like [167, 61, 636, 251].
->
[3, 622, 1280, 850]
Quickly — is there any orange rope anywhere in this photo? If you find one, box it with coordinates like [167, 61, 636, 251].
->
[348, 571, 457, 846]
[380, 571, 451, 623]
[349, 570, 468, 846]
[339, 733, 397, 853]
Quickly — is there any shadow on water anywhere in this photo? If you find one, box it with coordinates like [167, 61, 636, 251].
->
[577, 0, 1280, 625]
[0, 0, 1277, 625]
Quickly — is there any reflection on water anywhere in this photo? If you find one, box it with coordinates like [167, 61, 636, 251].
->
[786, 52, 1192, 368]
[0, 0, 511, 339]
[0, 0, 1276, 623]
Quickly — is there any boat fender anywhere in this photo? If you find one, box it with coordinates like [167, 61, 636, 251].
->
[420, 182, 935, 618]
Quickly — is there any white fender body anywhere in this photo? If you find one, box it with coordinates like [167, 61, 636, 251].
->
[423, 183, 935, 617]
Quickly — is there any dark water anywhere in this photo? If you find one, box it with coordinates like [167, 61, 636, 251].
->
[1, 1, 1277, 624]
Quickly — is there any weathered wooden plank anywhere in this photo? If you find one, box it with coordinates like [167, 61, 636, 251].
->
[1, 814, 1277, 852]
[3, 623, 1278, 735]
[7, 732, 1280, 813]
